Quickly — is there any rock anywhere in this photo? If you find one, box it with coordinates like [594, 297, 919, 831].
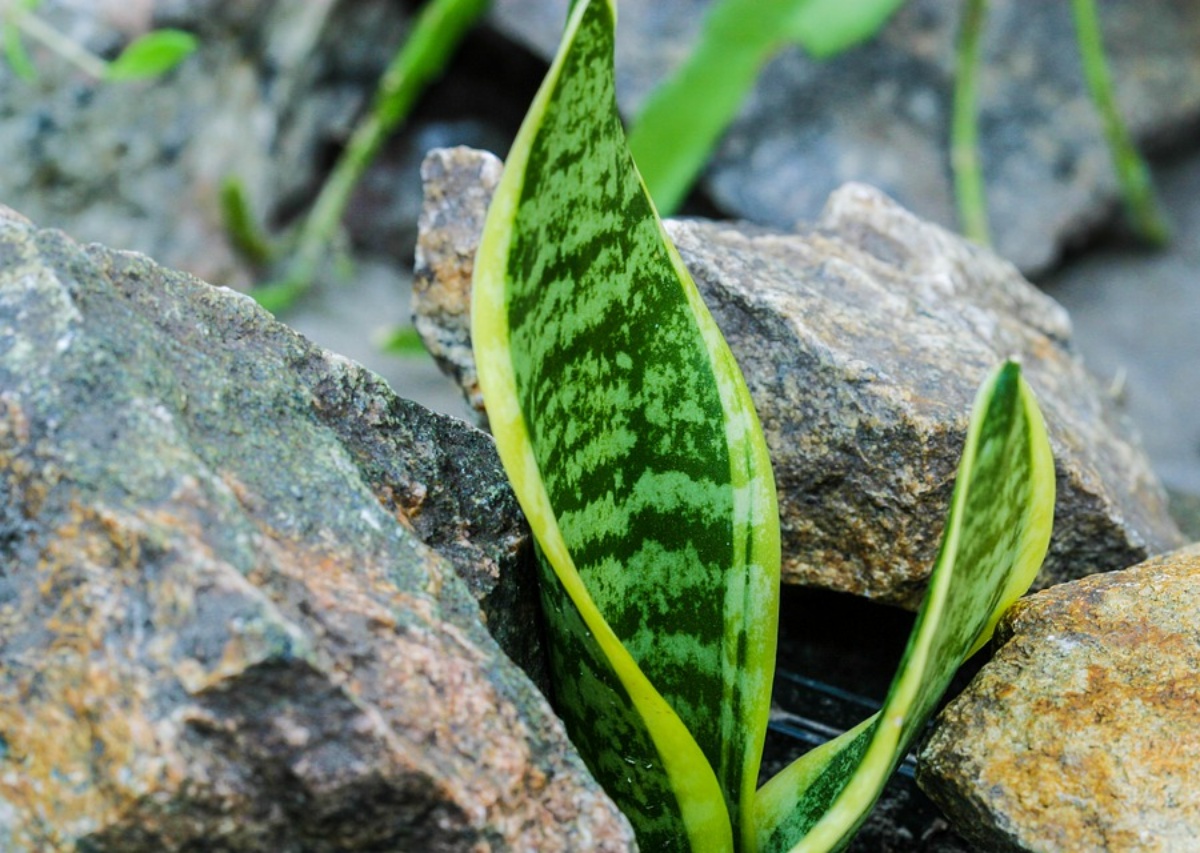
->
[281, 255, 475, 423]
[1044, 152, 1200, 497]
[0, 205, 634, 851]
[671, 187, 1183, 605]
[413, 147, 505, 422]
[489, 0, 1200, 273]
[0, 0, 413, 288]
[917, 545, 1200, 851]
[414, 147, 1183, 606]
[1168, 488, 1200, 543]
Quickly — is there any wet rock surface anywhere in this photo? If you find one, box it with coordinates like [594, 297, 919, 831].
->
[415, 147, 1183, 606]
[0, 205, 633, 851]
[917, 544, 1200, 852]
[490, 0, 1200, 273]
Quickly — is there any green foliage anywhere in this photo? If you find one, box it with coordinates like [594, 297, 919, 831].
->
[472, 0, 1056, 849]
[951, 0, 1168, 247]
[2, 0, 40, 81]
[629, 0, 1165, 249]
[753, 361, 1054, 851]
[105, 29, 197, 81]
[475, 3, 777, 846]
[246, 0, 490, 311]
[1, 2, 195, 82]
[628, 0, 903, 215]
[783, 0, 907, 59]
[1068, 0, 1169, 245]
[219, 177, 275, 268]
[377, 324, 430, 356]
[951, 0, 990, 245]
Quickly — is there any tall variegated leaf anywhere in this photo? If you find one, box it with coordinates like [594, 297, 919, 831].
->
[755, 361, 1055, 852]
[471, 0, 780, 850]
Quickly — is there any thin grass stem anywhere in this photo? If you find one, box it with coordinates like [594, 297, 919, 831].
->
[5, 1, 109, 79]
[951, 0, 990, 245]
[264, 0, 489, 308]
[1070, 0, 1169, 245]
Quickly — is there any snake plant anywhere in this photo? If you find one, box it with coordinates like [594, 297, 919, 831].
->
[471, 1, 1055, 848]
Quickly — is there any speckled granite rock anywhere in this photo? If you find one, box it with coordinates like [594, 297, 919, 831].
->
[489, 0, 1200, 273]
[413, 147, 503, 421]
[414, 147, 1182, 606]
[917, 545, 1200, 852]
[0, 0, 412, 287]
[0, 205, 633, 851]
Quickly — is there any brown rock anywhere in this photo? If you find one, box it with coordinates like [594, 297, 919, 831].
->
[917, 545, 1200, 852]
[0, 204, 633, 851]
[413, 147, 1182, 606]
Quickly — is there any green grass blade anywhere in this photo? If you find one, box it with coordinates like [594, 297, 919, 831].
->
[105, 29, 197, 81]
[3, 20, 37, 81]
[1069, 0, 1170, 246]
[754, 361, 1055, 852]
[628, 0, 904, 215]
[951, 0, 991, 246]
[472, 0, 780, 848]
[258, 0, 489, 310]
[219, 177, 275, 267]
[6, 0, 106, 79]
[781, 0, 905, 59]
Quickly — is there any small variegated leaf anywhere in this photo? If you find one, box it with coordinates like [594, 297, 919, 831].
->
[755, 361, 1055, 852]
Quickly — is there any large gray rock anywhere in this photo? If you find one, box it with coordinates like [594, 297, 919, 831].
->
[414, 146, 1183, 607]
[917, 544, 1200, 851]
[0, 205, 634, 851]
[0, 0, 411, 288]
[489, 0, 1200, 273]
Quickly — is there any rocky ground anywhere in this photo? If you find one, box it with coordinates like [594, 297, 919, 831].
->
[296, 1, 1200, 528]
[3, 1, 1199, 850]
[307, 150, 1200, 527]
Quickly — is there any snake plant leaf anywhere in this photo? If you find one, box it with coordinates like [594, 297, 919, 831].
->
[628, 0, 905, 215]
[471, 0, 780, 848]
[754, 360, 1055, 853]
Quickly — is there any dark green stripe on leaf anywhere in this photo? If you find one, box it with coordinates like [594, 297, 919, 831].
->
[506, 0, 741, 795]
[537, 548, 692, 850]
